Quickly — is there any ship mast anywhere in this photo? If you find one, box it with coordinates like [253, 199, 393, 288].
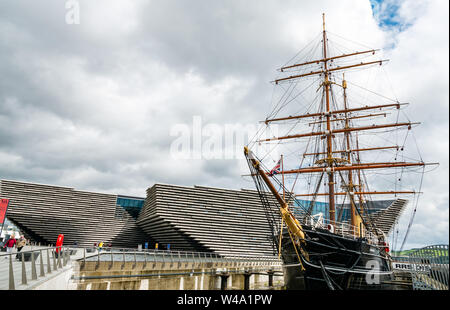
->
[322, 13, 336, 226]
[342, 73, 358, 233]
[248, 14, 438, 239]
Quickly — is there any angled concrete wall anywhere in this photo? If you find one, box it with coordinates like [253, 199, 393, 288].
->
[0, 179, 405, 256]
[136, 184, 281, 257]
[0, 179, 150, 247]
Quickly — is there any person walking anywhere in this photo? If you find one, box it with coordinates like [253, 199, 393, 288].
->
[3, 237, 16, 257]
[15, 236, 26, 259]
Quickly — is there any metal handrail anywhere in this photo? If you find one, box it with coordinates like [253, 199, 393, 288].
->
[78, 245, 282, 266]
[2, 243, 281, 290]
[1, 245, 74, 290]
[83, 245, 281, 262]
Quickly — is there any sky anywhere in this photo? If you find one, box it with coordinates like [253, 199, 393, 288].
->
[0, 0, 448, 249]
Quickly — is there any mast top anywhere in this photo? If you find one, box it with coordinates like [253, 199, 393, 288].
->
[322, 13, 326, 32]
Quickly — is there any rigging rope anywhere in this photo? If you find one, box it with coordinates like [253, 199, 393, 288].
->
[399, 165, 425, 252]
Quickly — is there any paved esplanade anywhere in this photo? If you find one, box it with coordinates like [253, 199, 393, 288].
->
[1, 246, 283, 290]
[0, 246, 91, 290]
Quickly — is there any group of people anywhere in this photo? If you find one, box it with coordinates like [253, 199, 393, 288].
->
[1, 235, 28, 258]
[94, 241, 112, 252]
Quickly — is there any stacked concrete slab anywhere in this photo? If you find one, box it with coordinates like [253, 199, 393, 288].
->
[1, 179, 406, 257]
[0, 179, 150, 247]
[136, 184, 281, 257]
[366, 199, 409, 235]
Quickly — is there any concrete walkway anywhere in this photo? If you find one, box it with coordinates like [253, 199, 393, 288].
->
[1, 247, 283, 290]
[0, 246, 88, 290]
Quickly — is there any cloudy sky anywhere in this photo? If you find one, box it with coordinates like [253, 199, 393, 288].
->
[0, 0, 448, 249]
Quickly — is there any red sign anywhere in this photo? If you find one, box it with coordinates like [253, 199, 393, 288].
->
[56, 234, 64, 253]
[0, 199, 9, 224]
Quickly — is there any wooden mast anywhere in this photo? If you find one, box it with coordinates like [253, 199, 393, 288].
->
[355, 135, 365, 218]
[245, 14, 438, 241]
[342, 73, 358, 234]
[322, 13, 336, 226]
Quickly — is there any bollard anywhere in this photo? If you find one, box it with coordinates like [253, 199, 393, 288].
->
[121, 250, 125, 269]
[9, 254, 15, 290]
[184, 252, 189, 268]
[65, 248, 69, 265]
[21, 252, 27, 285]
[47, 249, 52, 274]
[31, 252, 37, 280]
[62, 249, 66, 266]
[53, 249, 57, 270]
[153, 250, 157, 268]
[39, 250, 45, 277]
[58, 249, 62, 268]
[109, 250, 114, 269]
[96, 251, 100, 269]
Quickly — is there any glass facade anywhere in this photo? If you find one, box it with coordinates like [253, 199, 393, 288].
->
[292, 199, 392, 222]
[116, 196, 145, 219]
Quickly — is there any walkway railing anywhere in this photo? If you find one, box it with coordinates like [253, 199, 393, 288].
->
[0, 245, 73, 290]
[80, 246, 281, 266]
[1, 244, 282, 290]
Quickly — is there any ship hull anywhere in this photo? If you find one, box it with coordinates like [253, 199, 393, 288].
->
[280, 226, 397, 290]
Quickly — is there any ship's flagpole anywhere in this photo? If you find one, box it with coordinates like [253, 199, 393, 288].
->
[322, 13, 336, 226]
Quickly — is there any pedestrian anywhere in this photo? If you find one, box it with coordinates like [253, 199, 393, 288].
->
[15, 236, 27, 259]
[3, 237, 16, 257]
[16, 236, 26, 252]
[98, 241, 104, 252]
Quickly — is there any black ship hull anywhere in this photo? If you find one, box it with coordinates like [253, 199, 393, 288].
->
[280, 225, 397, 290]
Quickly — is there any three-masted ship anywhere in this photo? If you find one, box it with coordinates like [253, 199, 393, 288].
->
[244, 14, 436, 290]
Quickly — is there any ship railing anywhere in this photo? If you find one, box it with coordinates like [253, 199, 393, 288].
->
[301, 215, 380, 244]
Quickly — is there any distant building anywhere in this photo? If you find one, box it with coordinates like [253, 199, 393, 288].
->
[0, 179, 406, 256]
[0, 179, 149, 247]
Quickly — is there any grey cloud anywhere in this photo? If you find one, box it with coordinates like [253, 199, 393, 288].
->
[0, 0, 447, 250]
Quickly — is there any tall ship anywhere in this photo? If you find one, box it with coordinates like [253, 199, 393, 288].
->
[244, 14, 437, 289]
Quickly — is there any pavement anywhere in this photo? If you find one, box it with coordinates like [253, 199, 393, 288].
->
[1, 247, 281, 290]
[0, 246, 86, 290]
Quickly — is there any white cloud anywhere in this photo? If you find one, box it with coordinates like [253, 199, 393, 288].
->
[0, 0, 447, 249]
